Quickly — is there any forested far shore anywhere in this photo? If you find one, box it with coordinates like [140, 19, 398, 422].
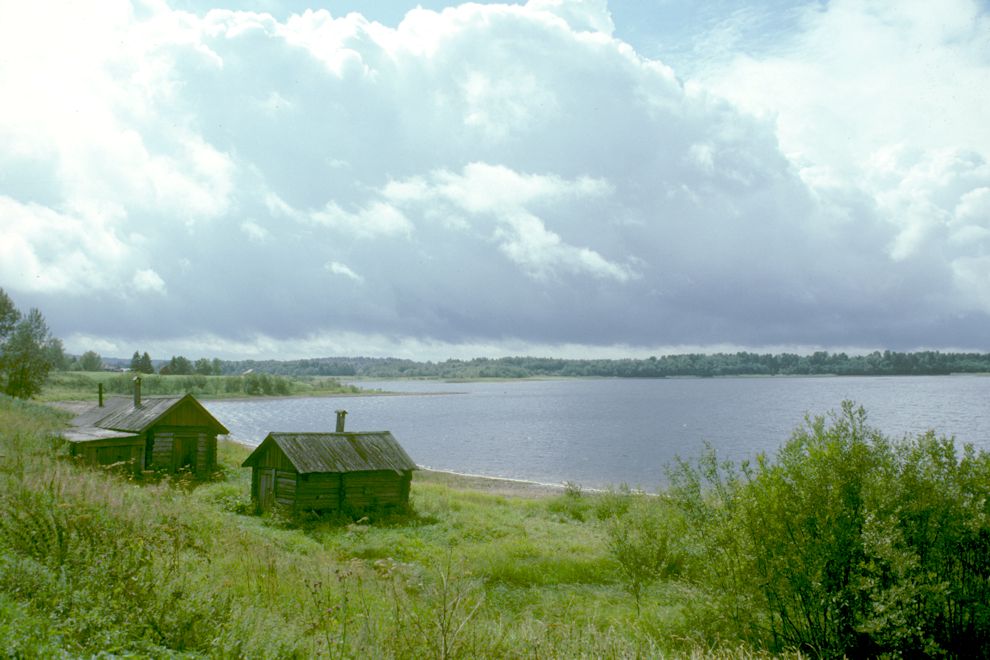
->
[219, 350, 990, 379]
[39, 371, 366, 402]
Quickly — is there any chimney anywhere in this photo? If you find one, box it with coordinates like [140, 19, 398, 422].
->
[133, 376, 142, 407]
[335, 409, 347, 433]
[98, 383, 104, 407]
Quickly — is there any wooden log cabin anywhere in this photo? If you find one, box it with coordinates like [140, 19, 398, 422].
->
[66, 378, 228, 477]
[241, 411, 416, 514]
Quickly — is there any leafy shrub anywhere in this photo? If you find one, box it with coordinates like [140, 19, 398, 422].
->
[592, 484, 633, 521]
[667, 401, 990, 657]
[548, 490, 591, 522]
[602, 493, 687, 612]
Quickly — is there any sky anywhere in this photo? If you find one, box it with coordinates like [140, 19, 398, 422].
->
[1, 0, 989, 361]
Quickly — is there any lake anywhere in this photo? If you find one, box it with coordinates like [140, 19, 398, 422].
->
[204, 375, 990, 489]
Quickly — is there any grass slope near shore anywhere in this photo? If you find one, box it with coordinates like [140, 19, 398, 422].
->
[0, 395, 753, 658]
[3, 394, 986, 658]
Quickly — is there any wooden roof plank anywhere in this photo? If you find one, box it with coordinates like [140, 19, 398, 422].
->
[242, 432, 416, 474]
[70, 394, 229, 435]
[61, 427, 143, 443]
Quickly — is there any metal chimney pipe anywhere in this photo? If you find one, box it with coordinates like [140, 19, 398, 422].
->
[133, 376, 142, 407]
[98, 383, 104, 407]
[335, 409, 347, 432]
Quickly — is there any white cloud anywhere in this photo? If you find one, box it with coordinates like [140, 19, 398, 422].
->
[698, 1, 990, 180]
[0, 2, 235, 228]
[495, 211, 636, 281]
[132, 268, 167, 295]
[264, 192, 299, 219]
[526, 0, 615, 36]
[692, 0, 990, 319]
[309, 201, 414, 238]
[462, 71, 559, 142]
[2, 0, 988, 356]
[325, 261, 364, 282]
[0, 197, 131, 294]
[431, 162, 613, 214]
[952, 255, 990, 311]
[377, 163, 630, 281]
[240, 221, 270, 242]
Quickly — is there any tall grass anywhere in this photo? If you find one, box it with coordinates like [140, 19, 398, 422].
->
[0, 395, 717, 658]
[4, 395, 980, 657]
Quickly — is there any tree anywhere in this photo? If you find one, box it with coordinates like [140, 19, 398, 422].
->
[0, 308, 56, 399]
[160, 355, 192, 375]
[0, 288, 19, 340]
[79, 350, 103, 372]
[194, 357, 213, 375]
[45, 337, 70, 371]
[129, 351, 154, 374]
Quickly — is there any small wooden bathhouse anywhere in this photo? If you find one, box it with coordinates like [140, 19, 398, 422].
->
[241, 411, 416, 513]
[66, 379, 228, 476]
[62, 426, 146, 476]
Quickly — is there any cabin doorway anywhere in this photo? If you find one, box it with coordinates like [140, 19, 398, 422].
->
[258, 469, 275, 511]
[174, 435, 197, 472]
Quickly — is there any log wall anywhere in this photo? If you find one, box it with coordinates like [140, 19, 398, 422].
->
[70, 441, 144, 475]
[246, 441, 413, 513]
[294, 473, 342, 511]
[148, 426, 218, 476]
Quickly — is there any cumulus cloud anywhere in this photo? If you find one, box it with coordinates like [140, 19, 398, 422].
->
[694, 0, 990, 325]
[0, 197, 131, 294]
[309, 201, 415, 239]
[132, 269, 167, 295]
[240, 220, 270, 242]
[527, 0, 615, 35]
[325, 261, 364, 283]
[375, 163, 632, 281]
[1, 0, 988, 357]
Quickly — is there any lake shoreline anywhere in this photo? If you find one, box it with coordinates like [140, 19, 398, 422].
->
[47, 396, 565, 498]
[217, 435, 567, 498]
[196, 389, 463, 403]
[413, 466, 569, 498]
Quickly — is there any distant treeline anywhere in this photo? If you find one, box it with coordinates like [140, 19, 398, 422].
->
[220, 350, 990, 379]
[45, 371, 365, 400]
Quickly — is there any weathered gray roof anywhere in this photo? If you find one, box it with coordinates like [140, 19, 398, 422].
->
[61, 427, 142, 443]
[70, 394, 229, 435]
[242, 432, 417, 474]
[69, 396, 134, 427]
[92, 396, 183, 432]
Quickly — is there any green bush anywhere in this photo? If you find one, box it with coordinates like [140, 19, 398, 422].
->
[667, 401, 990, 657]
[601, 493, 687, 612]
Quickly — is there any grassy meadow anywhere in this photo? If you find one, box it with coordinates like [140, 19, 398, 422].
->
[0, 395, 764, 658]
[1, 394, 988, 657]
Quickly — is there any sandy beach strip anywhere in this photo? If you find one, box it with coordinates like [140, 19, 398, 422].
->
[413, 467, 566, 498]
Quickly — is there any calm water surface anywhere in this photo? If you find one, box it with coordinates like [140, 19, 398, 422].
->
[205, 376, 990, 489]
